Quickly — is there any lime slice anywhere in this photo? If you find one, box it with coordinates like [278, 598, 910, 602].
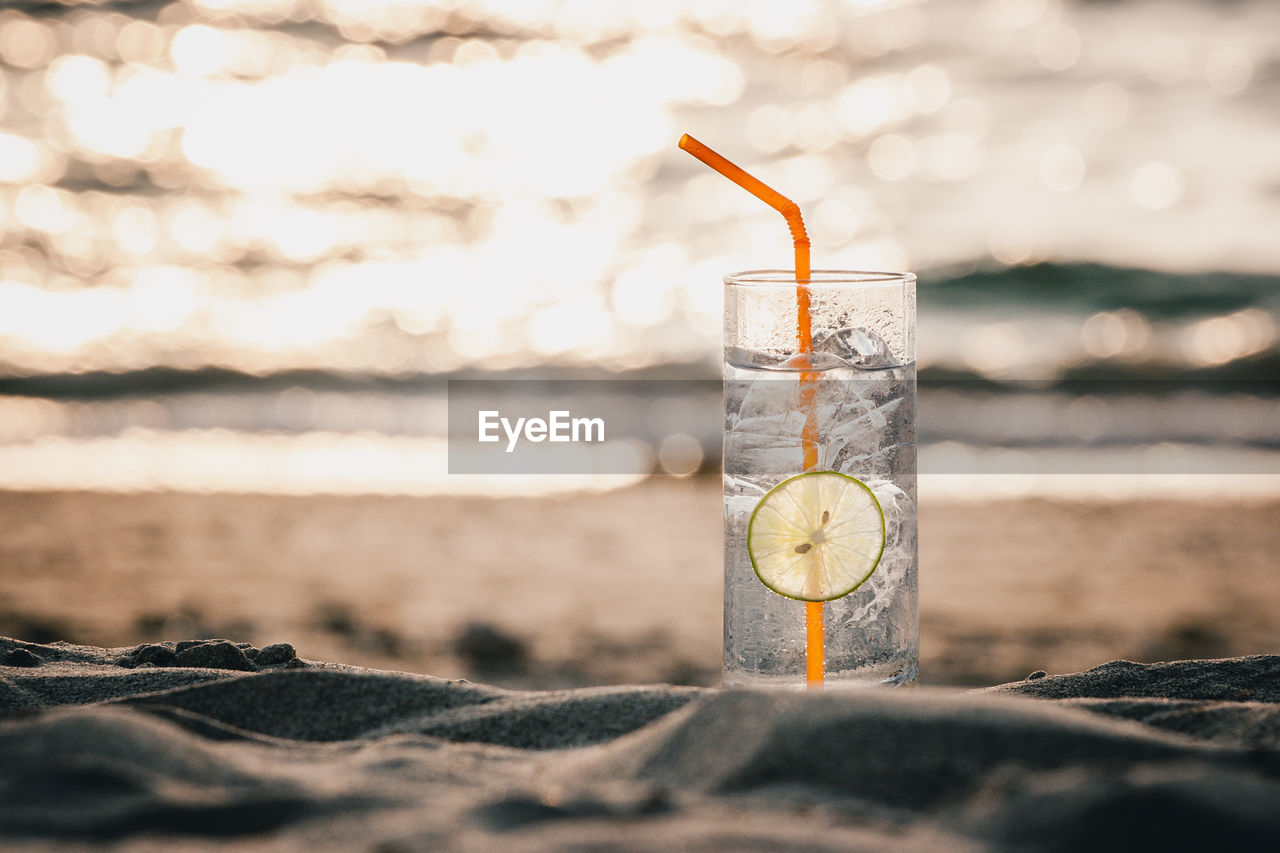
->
[747, 471, 885, 602]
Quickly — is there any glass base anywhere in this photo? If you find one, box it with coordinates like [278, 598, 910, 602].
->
[723, 660, 918, 691]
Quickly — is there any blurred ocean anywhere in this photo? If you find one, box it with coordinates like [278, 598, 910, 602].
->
[0, 0, 1277, 493]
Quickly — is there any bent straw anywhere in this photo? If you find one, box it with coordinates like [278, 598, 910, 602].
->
[677, 135, 811, 281]
[678, 134, 825, 688]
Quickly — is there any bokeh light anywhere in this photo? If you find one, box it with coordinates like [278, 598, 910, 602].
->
[0, 0, 1275, 493]
[1130, 162, 1183, 211]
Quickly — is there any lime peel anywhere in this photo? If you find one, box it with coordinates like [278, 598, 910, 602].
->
[747, 471, 886, 602]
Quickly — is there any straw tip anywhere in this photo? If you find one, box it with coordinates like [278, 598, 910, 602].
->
[677, 133, 694, 151]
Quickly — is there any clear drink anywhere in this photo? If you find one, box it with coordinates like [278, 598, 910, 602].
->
[723, 270, 917, 688]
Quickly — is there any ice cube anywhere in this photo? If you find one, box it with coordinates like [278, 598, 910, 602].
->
[832, 479, 914, 623]
[780, 351, 850, 372]
[726, 347, 847, 372]
[814, 326, 900, 370]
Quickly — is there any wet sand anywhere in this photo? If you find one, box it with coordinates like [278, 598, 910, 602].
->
[1, 482, 1276, 688]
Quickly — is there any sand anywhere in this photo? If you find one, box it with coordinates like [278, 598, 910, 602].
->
[2, 483, 1279, 687]
[3, 636, 1280, 850]
[3, 483, 1278, 846]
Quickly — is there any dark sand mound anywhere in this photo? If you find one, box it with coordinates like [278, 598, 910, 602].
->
[989, 656, 1280, 703]
[0, 707, 366, 840]
[988, 656, 1280, 750]
[3, 637, 1280, 851]
[594, 690, 1230, 804]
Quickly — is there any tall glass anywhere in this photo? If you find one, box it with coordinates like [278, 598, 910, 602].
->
[723, 270, 917, 688]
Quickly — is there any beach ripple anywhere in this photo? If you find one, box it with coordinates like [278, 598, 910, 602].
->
[3, 637, 1280, 849]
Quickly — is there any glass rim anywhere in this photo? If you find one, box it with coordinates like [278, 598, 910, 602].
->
[724, 269, 916, 286]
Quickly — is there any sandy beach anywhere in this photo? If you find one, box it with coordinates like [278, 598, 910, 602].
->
[8, 281, 1279, 850]
[4, 636, 1280, 850]
[2, 483, 1277, 688]
[3, 485, 1280, 848]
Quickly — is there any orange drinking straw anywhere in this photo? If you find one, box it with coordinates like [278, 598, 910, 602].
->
[678, 134, 825, 688]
